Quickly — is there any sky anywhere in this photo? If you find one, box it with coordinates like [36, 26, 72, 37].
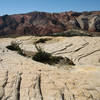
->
[0, 0, 100, 16]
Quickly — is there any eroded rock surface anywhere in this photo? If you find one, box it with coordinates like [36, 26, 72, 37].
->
[0, 36, 100, 100]
[14, 36, 100, 66]
[0, 11, 100, 36]
[0, 66, 100, 100]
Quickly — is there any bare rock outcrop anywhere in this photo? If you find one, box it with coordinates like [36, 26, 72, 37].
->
[0, 11, 100, 36]
[89, 15, 100, 32]
[13, 36, 100, 66]
[0, 66, 100, 100]
[77, 15, 89, 30]
[0, 36, 100, 99]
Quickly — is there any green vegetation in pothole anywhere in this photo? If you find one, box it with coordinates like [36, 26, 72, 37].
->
[6, 41, 25, 56]
[6, 40, 75, 66]
[35, 38, 52, 43]
[32, 43, 75, 65]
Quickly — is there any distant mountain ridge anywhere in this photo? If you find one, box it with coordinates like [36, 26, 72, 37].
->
[0, 11, 100, 36]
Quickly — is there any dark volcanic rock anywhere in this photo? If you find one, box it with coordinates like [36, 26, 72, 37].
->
[0, 11, 100, 36]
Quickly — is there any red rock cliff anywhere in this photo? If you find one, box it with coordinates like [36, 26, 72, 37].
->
[0, 11, 100, 36]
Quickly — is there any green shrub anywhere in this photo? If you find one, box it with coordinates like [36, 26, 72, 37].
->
[35, 38, 51, 43]
[6, 41, 20, 51]
[33, 50, 51, 63]
[33, 43, 75, 65]
[33, 43, 51, 63]
[6, 41, 25, 56]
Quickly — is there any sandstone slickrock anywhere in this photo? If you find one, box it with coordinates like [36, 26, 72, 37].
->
[0, 87, 4, 99]
[0, 11, 100, 36]
[0, 66, 100, 100]
[14, 36, 100, 66]
[0, 36, 100, 100]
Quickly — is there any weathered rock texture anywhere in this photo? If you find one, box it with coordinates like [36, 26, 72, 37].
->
[16, 36, 100, 66]
[0, 36, 100, 100]
[0, 66, 100, 100]
[0, 11, 100, 36]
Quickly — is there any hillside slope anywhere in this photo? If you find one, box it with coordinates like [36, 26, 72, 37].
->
[0, 11, 100, 36]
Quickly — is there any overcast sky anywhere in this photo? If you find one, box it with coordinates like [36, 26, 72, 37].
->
[0, 0, 100, 15]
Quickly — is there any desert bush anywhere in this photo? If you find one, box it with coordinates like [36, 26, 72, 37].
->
[33, 43, 75, 65]
[6, 41, 25, 56]
[6, 41, 21, 51]
[43, 30, 92, 37]
[33, 43, 51, 63]
[33, 49, 51, 63]
[35, 38, 51, 43]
